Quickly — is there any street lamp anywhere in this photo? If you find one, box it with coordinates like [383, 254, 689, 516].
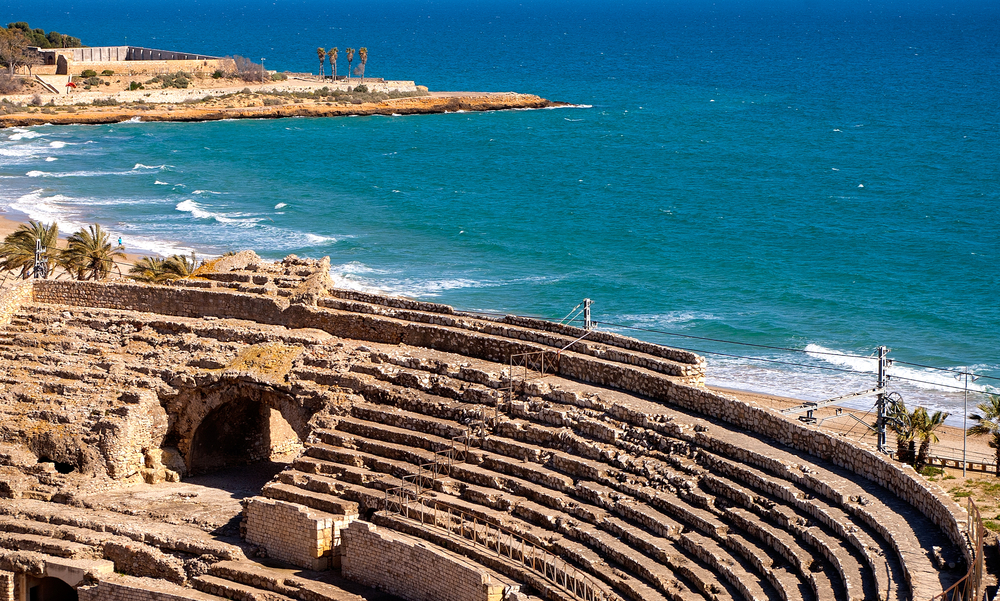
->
[958, 370, 982, 476]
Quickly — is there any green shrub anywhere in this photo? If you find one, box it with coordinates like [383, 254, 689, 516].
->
[91, 98, 119, 107]
[262, 98, 282, 106]
[129, 81, 143, 91]
[83, 76, 101, 86]
[271, 72, 288, 81]
[81, 69, 97, 77]
[101, 69, 114, 76]
[212, 69, 224, 79]
[920, 466, 944, 477]
[353, 84, 369, 93]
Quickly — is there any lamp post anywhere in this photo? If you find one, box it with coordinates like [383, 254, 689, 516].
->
[261, 58, 266, 85]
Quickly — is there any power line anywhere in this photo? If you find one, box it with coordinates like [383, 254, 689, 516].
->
[590, 319, 870, 358]
[891, 359, 1000, 383]
[455, 307, 998, 387]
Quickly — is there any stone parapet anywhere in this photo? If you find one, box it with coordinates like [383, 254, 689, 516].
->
[78, 574, 224, 601]
[243, 497, 354, 570]
[341, 520, 507, 601]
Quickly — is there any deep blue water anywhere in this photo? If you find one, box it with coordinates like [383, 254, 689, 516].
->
[2, 0, 998, 424]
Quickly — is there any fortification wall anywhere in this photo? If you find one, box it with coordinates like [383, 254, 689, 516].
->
[27, 278, 969, 556]
[341, 521, 507, 601]
[62, 58, 231, 76]
[244, 498, 353, 570]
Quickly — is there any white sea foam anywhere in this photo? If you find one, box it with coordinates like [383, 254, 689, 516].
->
[48, 141, 67, 148]
[8, 189, 86, 232]
[8, 129, 46, 141]
[274, 202, 287, 209]
[26, 171, 45, 177]
[805, 344, 994, 394]
[154, 181, 170, 185]
[193, 190, 224, 195]
[175, 199, 262, 226]
[133, 163, 171, 171]
[304, 233, 337, 245]
[45, 157, 57, 162]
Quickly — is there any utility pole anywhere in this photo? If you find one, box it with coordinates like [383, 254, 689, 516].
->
[875, 346, 890, 453]
[32, 238, 47, 279]
[583, 298, 592, 331]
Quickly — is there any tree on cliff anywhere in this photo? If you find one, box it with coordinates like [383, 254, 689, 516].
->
[6, 22, 81, 49]
[0, 27, 29, 75]
[316, 47, 326, 79]
[346, 48, 355, 82]
[59, 224, 125, 281]
[970, 395, 1000, 476]
[357, 47, 367, 83]
[328, 47, 338, 80]
[0, 220, 59, 279]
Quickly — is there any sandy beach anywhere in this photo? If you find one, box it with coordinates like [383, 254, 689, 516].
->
[0, 212, 148, 282]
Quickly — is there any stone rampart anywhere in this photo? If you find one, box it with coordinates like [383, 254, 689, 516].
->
[61, 59, 230, 76]
[341, 521, 507, 601]
[27, 278, 969, 560]
[244, 497, 354, 570]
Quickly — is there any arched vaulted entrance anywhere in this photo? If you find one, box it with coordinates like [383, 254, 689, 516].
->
[26, 576, 77, 601]
[189, 397, 302, 474]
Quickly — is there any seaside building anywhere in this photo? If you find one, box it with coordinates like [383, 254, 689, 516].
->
[29, 45, 231, 76]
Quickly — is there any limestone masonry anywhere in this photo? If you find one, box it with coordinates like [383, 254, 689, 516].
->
[0, 251, 977, 601]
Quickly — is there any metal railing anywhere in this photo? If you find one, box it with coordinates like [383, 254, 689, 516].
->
[931, 498, 984, 601]
[384, 432, 474, 503]
[384, 495, 607, 601]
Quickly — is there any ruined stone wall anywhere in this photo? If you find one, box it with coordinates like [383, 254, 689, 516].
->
[0, 570, 12, 601]
[341, 521, 506, 601]
[0, 280, 33, 327]
[79, 575, 222, 601]
[32, 280, 287, 322]
[243, 497, 353, 570]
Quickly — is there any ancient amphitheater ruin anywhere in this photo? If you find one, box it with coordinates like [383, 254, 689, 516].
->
[0, 252, 982, 601]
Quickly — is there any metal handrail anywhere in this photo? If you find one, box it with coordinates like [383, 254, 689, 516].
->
[930, 498, 984, 601]
[385, 496, 607, 601]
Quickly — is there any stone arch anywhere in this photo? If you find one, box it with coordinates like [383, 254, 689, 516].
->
[56, 55, 69, 75]
[172, 382, 317, 475]
[25, 576, 78, 601]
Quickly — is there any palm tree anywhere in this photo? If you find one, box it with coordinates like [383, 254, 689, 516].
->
[59, 224, 125, 281]
[346, 48, 355, 82]
[0, 220, 58, 279]
[912, 407, 948, 471]
[316, 47, 326, 79]
[328, 47, 337, 81]
[358, 47, 367, 83]
[163, 253, 198, 279]
[888, 399, 917, 465]
[128, 257, 168, 283]
[970, 395, 1000, 476]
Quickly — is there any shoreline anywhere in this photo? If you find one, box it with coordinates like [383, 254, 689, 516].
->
[0, 91, 566, 128]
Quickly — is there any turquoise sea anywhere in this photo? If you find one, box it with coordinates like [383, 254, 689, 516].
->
[2, 0, 998, 425]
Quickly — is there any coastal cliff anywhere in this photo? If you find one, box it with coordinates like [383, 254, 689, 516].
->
[0, 93, 563, 127]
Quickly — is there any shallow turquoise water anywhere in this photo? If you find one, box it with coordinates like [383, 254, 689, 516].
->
[1, 0, 998, 421]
